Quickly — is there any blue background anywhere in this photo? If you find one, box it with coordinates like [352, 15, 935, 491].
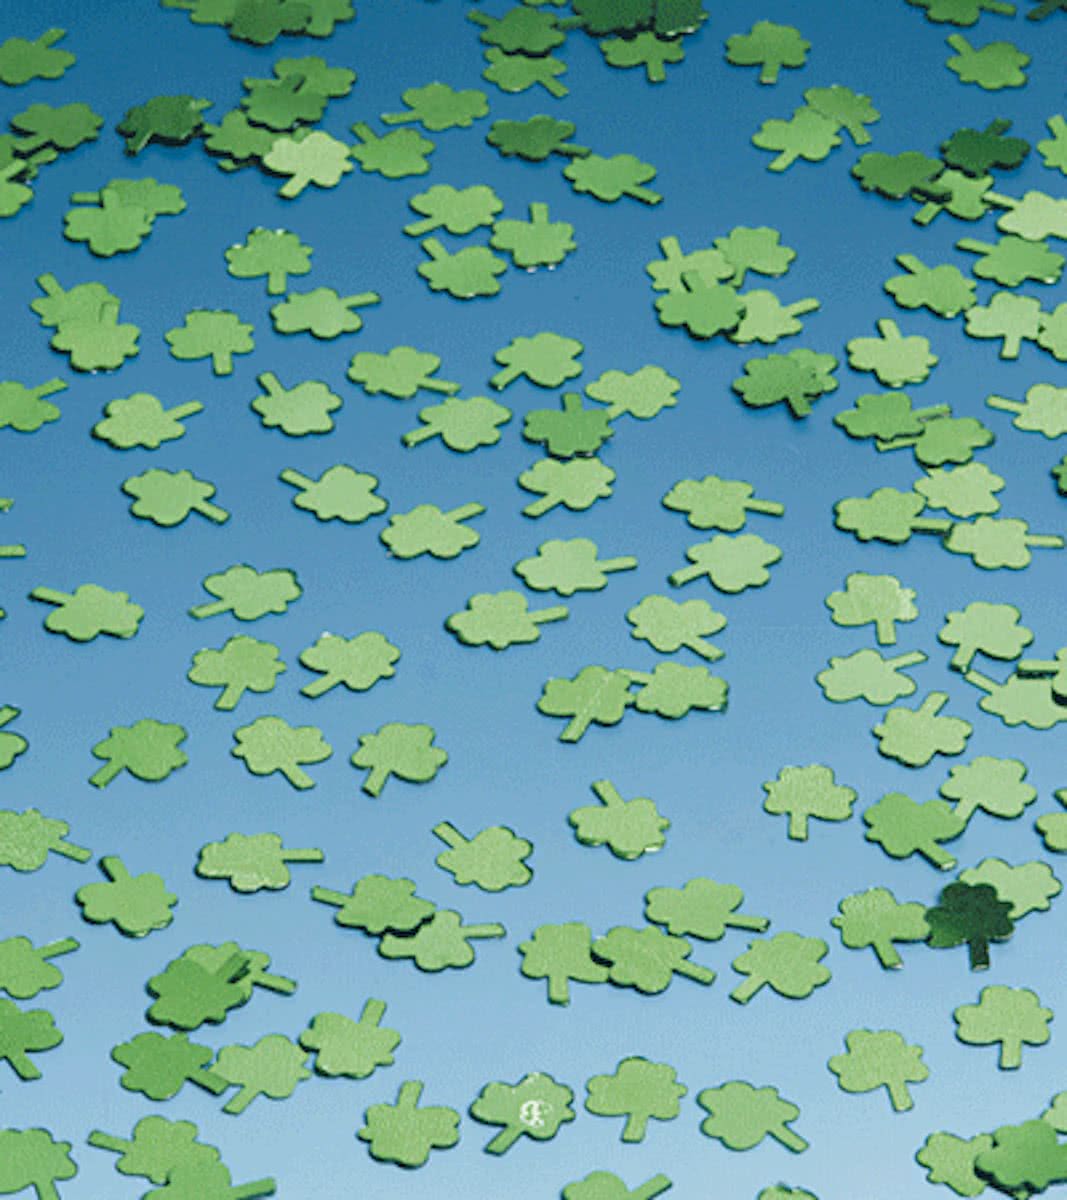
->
[2, 0, 1066, 1195]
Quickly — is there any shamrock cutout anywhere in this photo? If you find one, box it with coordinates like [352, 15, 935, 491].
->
[0, 808, 90, 872]
[946, 34, 1029, 89]
[491, 330, 583, 389]
[75, 856, 177, 937]
[832, 887, 930, 969]
[0, 1129, 77, 1200]
[762, 764, 857, 841]
[834, 486, 950, 545]
[224, 227, 312, 294]
[358, 1080, 460, 1167]
[926, 881, 1013, 969]
[518, 922, 608, 1004]
[188, 636, 286, 709]
[964, 291, 1042, 358]
[562, 1173, 672, 1200]
[954, 985, 1052, 1068]
[958, 234, 1064, 287]
[0, 378, 64, 433]
[350, 722, 447, 796]
[0, 161, 33, 219]
[696, 1080, 808, 1152]
[885, 255, 976, 318]
[628, 663, 727, 719]
[231, 716, 332, 789]
[87, 1115, 219, 1182]
[646, 235, 733, 292]
[123, 469, 229, 527]
[202, 111, 279, 169]
[350, 122, 434, 177]
[487, 114, 588, 161]
[725, 20, 809, 83]
[215, 1034, 310, 1114]
[110, 1031, 227, 1102]
[117, 94, 211, 154]
[404, 184, 503, 237]
[909, 0, 1016, 21]
[888, 412, 992, 466]
[165, 310, 253, 375]
[50, 300, 141, 373]
[564, 153, 662, 205]
[380, 502, 484, 559]
[569, 779, 669, 860]
[416, 238, 507, 299]
[592, 926, 715, 993]
[300, 999, 400, 1079]
[0, 937, 77, 1001]
[382, 82, 488, 132]
[873, 693, 971, 767]
[663, 474, 784, 531]
[348, 345, 458, 399]
[828, 1029, 929, 1111]
[753, 108, 842, 172]
[852, 150, 946, 200]
[89, 719, 188, 788]
[847, 318, 937, 386]
[11, 101, 101, 154]
[271, 286, 379, 337]
[196, 832, 323, 893]
[404, 396, 511, 452]
[0, 999, 62, 1079]
[863, 792, 965, 870]
[145, 948, 253, 1029]
[645, 878, 768, 942]
[516, 538, 637, 595]
[988, 385, 1067, 437]
[987, 188, 1067, 242]
[1039, 794, 1067, 853]
[626, 595, 726, 661]
[585, 365, 678, 421]
[1038, 114, 1067, 174]
[92, 393, 203, 449]
[834, 391, 949, 442]
[939, 756, 1036, 822]
[912, 168, 995, 226]
[0, 28, 75, 85]
[804, 84, 880, 143]
[241, 73, 327, 131]
[482, 47, 569, 99]
[468, 6, 571, 54]
[914, 463, 1003, 518]
[942, 118, 1029, 176]
[916, 1131, 994, 1197]
[470, 1072, 576, 1153]
[655, 272, 743, 339]
[446, 591, 568, 650]
[669, 533, 782, 593]
[189, 564, 302, 620]
[253, 373, 342, 436]
[30, 583, 143, 642]
[959, 858, 1060, 920]
[63, 190, 152, 257]
[816, 648, 926, 705]
[537, 667, 635, 742]
[729, 290, 820, 344]
[378, 909, 505, 971]
[732, 348, 838, 417]
[524, 394, 612, 458]
[729, 932, 830, 1003]
[0, 706, 27, 771]
[433, 822, 532, 890]
[299, 631, 398, 697]
[976, 1121, 1067, 1194]
[490, 202, 576, 268]
[585, 1058, 686, 1142]
[263, 129, 353, 197]
[601, 32, 686, 83]
[311, 874, 436, 935]
[945, 516, 1063, 570]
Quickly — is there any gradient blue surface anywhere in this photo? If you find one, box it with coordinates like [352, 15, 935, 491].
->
[2, 1, 1066, 1196]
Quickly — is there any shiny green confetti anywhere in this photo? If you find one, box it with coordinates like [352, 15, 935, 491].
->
[655, 272, 743, 338]
[965, 668, 1067, 729]
[351, 122, 434, 177]
[516, 537, 636, 595]
[468, 6, 571, 53]
[816, 648, 925, 704]
[488, 114, 588, 161]
[697, 1080, 807, 1152]
[729, 290, 819, 344]
[0, 28, 75, 85]
[243, 73, 329, 131]
[378, 909, 505, 971]
[913, 168, 994, 226]
[196, 833, 323, 893]
[189, 564, 302, 620]
[382, 82, 488, 132]
[942, 117, 1029, 175]
[846, 318, 937, 386]
[585, 1058, 685, 1142]
[804, 84, 880, 144]
[916, 1131, 994, 1196]
[569, 779, 669, 860]
[202, 110, 280, 170]
[732, 348, 838, 417]
[165, 310, 253, 375]
[358, 1080, 460, 1167]
[144, 948, 249, 1030]
[311, 873, 435, 934]
[272, 55, 355, 97]
[88, 1115, 220, 1182]
[538, 667, 634, 741]
[445, 591, 567, 650]
[564, 153, 662, 205]
[909, 0, 1016, 21]
[724, 21, 809, 83]
[752, 108, 841, 171]
[945, 516, 1063, 569]
[585, 366, 678, 420]
[348, 345, 458, 398]
[976, 1121, 1067, 1195]
[884, 414, 993, 465]
[826, 573, 917, 645]
[834, 391, 949, 441]
[831, 887, 929, 969]
[117, 94, 210, 154]
[1037, 792, 1067, 853]
[224, 227, 312, 294]
[253, 373, 341, 435]
[1038, 114, 1067, 174]
[872, 692, 971, 767]
[729, 932, 830, 1003]
[958, 233, 1064, 286]
[828, 1029, 928, 1111]
[987, 188, 1067, 241]
[187, 636, 285, 710]
[645, 878, 769, 940]
[432, 823, 532, 890]
[964, 291, 1042, 358]
[884, 255, 975, 317]
[482, 47, 568, 99]
[518, 922, 608, 1004]
[562, 1172, 672, 1200]
[417, 238, 507, 298]
[271, 286, 379, 337]
[109, 1032, 227, 1102]
[63, 191, 152, 256]
[490, 202, 576, 268]
[491, 330, 583, 389]
[863, 792, 965, 869]
[628, 663, 727, 719]
[945, 34, 1029, 89]
[89, 719, 188, 788]
[939, 756, 1036, 822]
[232, 716, 332, 789]
[646, 235, 732, 291]
[281, 466, 386, 522]
[75, 856, 176, 938]
[0, 937, 77, 1001]
[914, 463, 1003, 517]
[404, 183, 503, 237]
[12, 101, 102, 152]
[834, 486, 950, 545]
[380, 502, 484, 559]
[0, 1129, 76, 1198]
[669, 533, 781, 593]
[50, 299, 140, 373]
[299, 1000, 400, 1079]
[851, 150, 945, 200]
[626, 595, 726, 661]
[0, 807, 90, 872]
[524, 393, 612, 457]
[592, 926, 715, 993]
[0, 999, 62, 1079]
[0, 707, 27, 771]
[29, 584, 142, 642]
[264, 130, 353, 197]
[959, 858, 1060, 919]
[519, 457, 615, 517]
[762, 764, 857, 841]
[214, 1034, 310, 1114]
[926, 881, 1013, 969]
[92, 393, 202, 449]
[351, 722, 447, 797]
[470, 1071, 576, 1153]
[122, 468, 229, 527]
[715, 225, 796, 284]
[299, 631, 398, 697]
[601, 32, 685, 82]
[1019, 647, 1067, 701]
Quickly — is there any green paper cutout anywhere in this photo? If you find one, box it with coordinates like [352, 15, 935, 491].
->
[958, 858, 1060, 920]
[89, 719, 188, 788]
[585, 1058, 685, 1142]
[914, 464, 1003, 518]
[0, 808, 90, 872]
[417, 238, 507, 299]
[762, 764, 857, 841]
[828, 1029, 928, 1111]
[570, 0, 653, 35]
[714, 225, 796, 285]
[826, 573, 918, 645]
[966, 668, 1067, 729]
[272, 54, 355, 97]
[188, 636, 285, 709]
[76, 856, 177, 937]
[380, 503, 484, 559]
[93, 393, 202, 449]
[470, 1072, 575, 1153]
[629, 662, 727, 719]
[231, 716, 332, 789]
[87, 1116, 219, 1183]
[834, 487, 950, 544]
[592, 926, 715, 993]
[524, 393, 612, 458]
[0, 999, 62, 1080]
[804, 84, 880, 144]
[0, 1129, 77, 1200]
[834, 391, 949, 441]
[311, 874, 435, 934]
[263, 129, 352, 196]
[569, 779, 670, 860]
[241, 73, 327, 131]
[123, 468, 228, 527]
[939, 601, 1032, 671]
[1038, 114, 1067, 174]
[1037, 793, 1067, 853]
[445, 591, 568, 649]
[0, 29, 75, 86]
[926, 881, 1013, 969]
[433, 822, 532, 890]
[358, 1080, 460, 1168]
[350, 722, 447, 796]
[958, 234, 1064, 287]
[696, 1080, 807, 1152]
[976, 1121, 1067, 1194]
[145, 947, 250, 1030]
[382, 82, 487, 132]
[142, 1161, 276, 1198]
[490, 202, 576, 269]
[516, 537, 637, 595]
[30, 584, 143, 641]
[299, 631, 399, 696]
[832, 887, 930, 969]
[884, 415, 994, 467]
[49, 299, 140, 373]
[852, 150, 945, 200]
[0, 162, 32, 218]
[491, 330, 583, 389]
[350, 123, 434, 178]
[816, 648, 926, 704]
[945, 516, 1063, 569]
[11, 101, 102, 152]
[300, 1000, 400, 1079]
[910, 0, 1015, 20]
[63, 191, 152, 257]
[626, 595, 725, 661]
[31, 273, 113, 329]
[729, 932, 830, 1003]
[202, 110, 280, 169]
[729, 290, 819, 344]
[487, 115, 588, 162]
[111, 1032, 227, 1101]
[404, 184, 503, 237]
[564, 153, 662, 205]
[1038, 303, 1067, 359]
[1020, 647, 1067, 702]
[117, 94, 210, 154]
[946, 34, 1029, 89]
[348, 345, 458, 399]
[732, 348, 838, 417]
[518, 922, 608, 1004]
[254, 373, 341, 435]
[669, 533, 781, 593]
[227, 0, 316, 43]
[725, 21, 809, 83]
[872, 693, 971, 767]
[482, 48, 568, 100]
[166, 310, 252, 375]
[756, 1189, 817, 1200]
[196, 832, 323, 893]
[224, 227, 312, 294]
[655, 272, 743, 338]
[885, 255, 975, 318]
[190, 564, 302, 620]
[185, 941, 295, 1003]
[271, 286, 379, 337]
[0, 706, 27, 770]
[964, 291, 1042, 358]
[562, 1171, 673, 1200]
[537, 669, 633, 741]
[847, 318, 937, 387]
[916, 1131, 995, 1196]
[0, 378, 64, 434]
[645, 878, 769, 940]
[752, 108, 841, 172]
[987, 188, 1067, 241]
[863, 792, 965, 870]
[378, 909, 505, 971]
[942, 118, 1029, 176]
[600, 33, 686, 83]
[912, 169, 994, 226]
[0, 937, 77, 1001]
[646, 235, 733, 292]
[468, 6, 571, 53]
[939, 756, 1036, 822]
[1046, 1090, 1067, 1131]
[586, 365, 679, 420]
[215, 1034, 310, 1115]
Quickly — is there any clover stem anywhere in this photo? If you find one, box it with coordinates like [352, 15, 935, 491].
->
[89, 759, 123, 788]
[402, 423, 437, 447]
[747, 498, 786, 515]
[787, 812, 810, 840]
[890, 651, 927, 669]
[344, 292, 381, 309]
[0, 545, 26, 557]
[100, 856, 129, 883]
[872, 940, 903, 970]
[919, 842, 957, 871]
[522, 494, 556, 517]
[403, 216, 440, 237]
[447, 503, 485, 522]
[255, 970, 297, 994]
[310, 886, 347, 908]
[633, 1176, 673, 1200]
[233, 1179, 277, 1199]
[196, 499, 230, 524]
[946, 34, 970, 54]
[999, 1039, 1022, 1070]
[669, 564, 704, 586]
[1026, 533, 1064, 549]
[684, 635, 723, 661]
[381, 111, 418, 126]
[913, 202, 942, 227]
[222, 1085, 257, 1115]
[360, 998, 387, 1026]
[362, 766, 390, 796]
[193, 1066, 229, 1094]
[967, 937, 990, 971]
[771, 1125, 809, 1153]
[600, 556, 638, 573]
[531, 605, 568, 625]
[52, 838, 92, 863]
[489, 365, 520, 390]
[211, 351, 234, 376]
[986, 394, 1023, 414]
[423, 374, 459, 394]
[279, 468, 313, 490]
[591, 780, 623, 808]
[169, 401, 204, 420]
[957, 238, 994, 255]
[299, 673, 336, 699]
[725, 913, 770, 932]
[29, 588, 71, 605]
[485, 1125, 521, 1154]
[86, 1131, 128, 1153]
[729, 975, 763, 1004]
[41, 937, 79, 960]
[546, 973, 571, 1005]
[283, 848, 325, 863]
[464, 923, 505, 940]
[674, 960, 715, 985]
[627, 184, 663, 205]
[215, 684, 245, 711]
[432, 821, 466, 849]
[422, 238, 447, 262]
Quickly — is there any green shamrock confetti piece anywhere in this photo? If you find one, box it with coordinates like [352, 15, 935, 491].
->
[569, 779, 669, 860]
[89, 719, 188, 788]
[470, 1072, 576, 1153]
[592, 926, 715, 993]
[404, 184, 503, 237]
[600, 32, 685, 82]
[986, 187, 1067, 241]
[669, 533, 782, 593]
[926, 881, 1013, 969]
[958, 858, 1060, 919]
[184, 941, 295, 1003]
[958, 233, 1064, 287]
[732, 348, 838, 417]
[0, 379, 64, 434]
[110, 1032, 227, 1101]
[1038, 795, 1067, 853]
[645, 878, 769, 941]
[299, 1000, 400, 1079]
[1038, 114, 1067, 174]
[272, 54, 355, 97]
[1038, 303, 1067, 359]
[752, 108, 842, 172]
[942, 118, 1029, 177]
[914, 464, 1003, 518]
[516, 538, 637, 595]
[863, 792, 965, 870]
[1019, 648, 1067, 701]
[188, 637, 285, 710]
[380, 502, 484, 560]
[189, 564, 302, 620]
[165, 310, 252, 375]
[655, 272, 743, 338]
[629, 663, 727, 719]
[143, 1161, 276, 1199]
[196, 833, 323, 893]
[445, 591, 568, 649]
[0, 1128, 77, 1199]
[846, 318, 937, 387]
[214, 1034, 310, 1114]
[831, 887, 930, 969]
[564, 152, 663, 205]
[828, 1029, 928, 1111]
[350, 722, 448, 796]
[826, 574, 918, 645]
[761, 765, 857, 841]
[976, 1121, 1067, 1194]
[350, 122, 434, 178]
[0, 999, 62, 1080]
[585, 1058, 685, 1142]
[939, 756, 1036, 822]
[724, 21, 809, 83]
[0, 28, 75, 85]
[585, 365, 678, 421]
[92, 393, 203, 450]
[231, 716, 332, 789]
[487, 114, 588, 162]
[0, 706, 27, 771]
[524, 393, 612, 457]
[518, 922, 608, 1004]
[851, 149, 946, 201]
[834, 391, 949, 442]
[482, 49, 569, 100]
[729, 932, 830, 1004]
[312, 874, 436, 934]
[50, 300, 141, 373]
[626, 595, 726, 661]
[144, 949, 250, 1030]
[263, 129, 353, 197]
[11, 101, 102, 152]
[646, 235, 733, 292]
[965, 668, 1067, 729]
[87, 1115, 220, 1182]
[122, 468, 229, 527]
[240, 73, 327, 131]
[468, 5, 572, 52]
[0, 808, 90, 872]
[0, 161, 32, 218]
[939, 601, 1033, 672]
[116, 94, 210, 154]
[964, 291, 1042, 359]
[491, 330, 583, 390]
[433, 822, 533, 890]
[63, 191, 152, 257]
[804, 84, 880, 144]
[562, 1172, 673, 1200]
[729, 290, 820, 345]
[417, 238, 508, 299]
[299, 631, 399, 697]
[909, 0, 1016, 20]
[714, 225, 796, 285]
[378, 909, 505, 971]
[0, 937, 77, 1001]
[253, 373, 341, 435]
[75, 856, 177, 937]
[916, 1131, 994, 1196]
[490, 202, 576, 269]
[224, 227, 311, 294]
[884, 255, 975, 318]
[834, 487, 951, 545]
[945, 516, 1064, 569]
[271, 286, 380, 337]
[873, 693, 972, 767]
[697, 1081, 808, 1152]
[202, 110, 280, 170]
[29, 583, 143, 641]
[348, 346, 458, 400]
[358, 1080, 460, 1168]
[382, 82, 487, 132]
[816, 648, 926, 704]
[945, 34, 1029, 89]
[912, 169, 995, 226]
